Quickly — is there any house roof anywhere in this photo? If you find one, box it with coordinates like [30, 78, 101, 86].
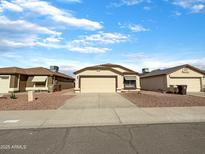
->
[141, 64, 205, 78]
[74, 63, 139, 75]
[0, 67, 74, 80]
[0, 67, 26, 75]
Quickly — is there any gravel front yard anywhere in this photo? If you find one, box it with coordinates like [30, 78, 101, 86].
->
[0, 89, 75, 110]
[121, 91, 205, 107]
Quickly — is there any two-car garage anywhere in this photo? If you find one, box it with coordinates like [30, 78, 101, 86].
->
[169, 77, 201, 92]
[141, 64, 205, 93]
[80, 76, 117, 93]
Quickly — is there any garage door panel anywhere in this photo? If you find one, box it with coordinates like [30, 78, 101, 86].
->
[169, 78, 201, 92]
[80, 77, 116, 93]
[0, 75, 10, 93]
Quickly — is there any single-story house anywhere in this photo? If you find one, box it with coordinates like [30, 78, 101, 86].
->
[0, 67, 74, 94]
[140, 64, 205, 92]
[74, 64, 140, 93]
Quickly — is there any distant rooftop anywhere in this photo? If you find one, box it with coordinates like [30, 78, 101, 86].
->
[141, 64, 205, 78]
[0, 67, 74, 80]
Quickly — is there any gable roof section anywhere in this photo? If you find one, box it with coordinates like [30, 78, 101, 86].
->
[141, 64, 205, 78]
[74, 66, 123, 75]
[0, 67, 26, 75]
[74, 63, 139, 75]
[0, 67, 74, 80]
[99, 63, 139, 74]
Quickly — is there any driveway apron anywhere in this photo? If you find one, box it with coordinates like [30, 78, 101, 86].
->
[59, 93, 136, 109]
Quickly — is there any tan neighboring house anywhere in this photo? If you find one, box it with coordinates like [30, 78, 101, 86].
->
[141, 64, 205, 92]
[74, 64, 140, 93]
[0, 67, 74, 94]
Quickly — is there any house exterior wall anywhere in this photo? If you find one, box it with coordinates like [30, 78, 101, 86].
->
[26, 76, 48, 91]
[9, 74, 20, 92]
[123, 74, 141, 91]
[10, 74, 18, 88]
[19, 75, 28, 92]
[167, 67, 204, 92]
[202, 77, 205, 92]
[47, 76, 53, 86]
[75, 69, 140, 93]
[169, 68, 204, 78]
[26, 76, 35, 88]
[25, 75, 74, 92]
[0, 74, 20, 93]
[54, 76, 74, 90]
[140, 75, 167, 91]
[140, 67, 204, 92]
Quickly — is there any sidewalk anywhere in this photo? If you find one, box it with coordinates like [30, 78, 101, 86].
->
[0, 107, 205, 130]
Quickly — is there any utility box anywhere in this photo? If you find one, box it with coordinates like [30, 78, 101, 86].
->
[28, 91, 34, 102]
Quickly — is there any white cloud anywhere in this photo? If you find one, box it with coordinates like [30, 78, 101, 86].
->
[172, 0, 205, 13]
[0, 16, 60, 36]
[121, 0, 144, 6]
[0, 39, 29, 48]
[174, 11, 182, 16]
[65, 45, 110, 53]
[44, 36, 62, 43]
[0, 16, 65, 50]
[83, 32, 128, 44]
[58, 0, 82, 3]
[1, 0, 23, 12]
[124, 52, 205, 72]
[3, 0, 102, 30]
[0, 26, 127, 54]
[192, 4, 204, 12]
[109, 0, 151, 7]
[128, 24, 149, 32]
[0, 53, 94, 75]
[65, 32, 128, 53]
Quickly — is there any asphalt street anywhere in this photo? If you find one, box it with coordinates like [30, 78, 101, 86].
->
[0, 123, 205, 154]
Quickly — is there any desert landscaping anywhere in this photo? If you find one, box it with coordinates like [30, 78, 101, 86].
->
[0, 89, 75, 110]
[121, 91, 205, 107]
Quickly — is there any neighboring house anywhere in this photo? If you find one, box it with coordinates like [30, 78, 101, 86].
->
[140, 64, 205, 92]
[74, 64, 140, 93]
[0, 67, 74, 94]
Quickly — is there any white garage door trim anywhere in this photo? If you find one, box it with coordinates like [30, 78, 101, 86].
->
[169, 77, 201, 92]
[79, 76, 117, 93]
[0, 75, 10, 93]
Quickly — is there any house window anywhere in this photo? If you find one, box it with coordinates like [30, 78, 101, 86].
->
[35, 82, 46, 87]
[124, 76, 136, 89]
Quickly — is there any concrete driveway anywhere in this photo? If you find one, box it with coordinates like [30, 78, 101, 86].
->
[188, 92, 205, 98]
[59, 93, 136, 109]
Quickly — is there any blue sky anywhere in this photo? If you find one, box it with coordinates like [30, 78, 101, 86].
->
[0, 0, 205, 75]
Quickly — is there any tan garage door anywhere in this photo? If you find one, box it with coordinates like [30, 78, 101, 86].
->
[80, 77, 116, 93]
[169, 78, 201, 92]
[0, 75, 10, 93]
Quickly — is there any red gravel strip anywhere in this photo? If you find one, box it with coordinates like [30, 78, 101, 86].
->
[121, 91, 205, 107]
[0, 89, 75, 110]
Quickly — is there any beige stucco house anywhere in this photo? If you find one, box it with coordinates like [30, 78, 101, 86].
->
[0, 67, 74, 94]
[74, 64, 140, 93]
[141, 64, 205, 92]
